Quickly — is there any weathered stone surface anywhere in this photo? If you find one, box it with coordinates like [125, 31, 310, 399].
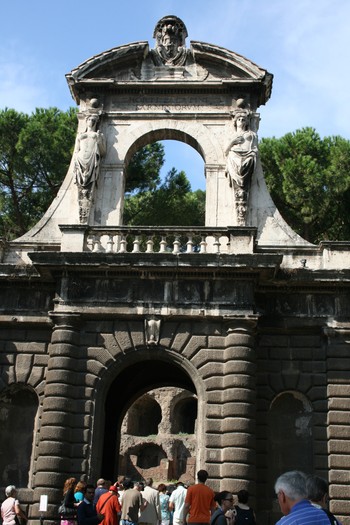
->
[15, 354, 34, 383]
[221, 462, 255, 478]
[328, 425, 350, 438]
[35, 456, 71, 472]
[221, 447, 256, 463]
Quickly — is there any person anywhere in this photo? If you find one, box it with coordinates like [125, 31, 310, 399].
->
[274, 471, 331, 525]
[139, 478, 161, 525]
[158, 484, 170, 525]
[169, 482, 187, 525]
[234, 490, 256, 525]
[184, 470, 216, 525]
[210, 491, 234, 525]
[96, 485, 121, 525]
[75, 482, 87, 504]
[226, 111, 258, 192]
[306, 475, 341, 525]
[77, 484, 104, 525]
[115, 477, 126, 506]
[120, 478, 147, 525]
[60, 478, 78, 525]
[94, 479, 109, 507]
[1, 485, 28, 525]
[135, 482, 146, 517]
[74, 114, 106, 189]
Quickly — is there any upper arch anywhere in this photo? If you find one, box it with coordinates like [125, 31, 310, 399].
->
[122, 121, 222, 167]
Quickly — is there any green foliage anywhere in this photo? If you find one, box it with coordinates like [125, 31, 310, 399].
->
[123, 167, 205, 226]
[259, 127, 350, 243]
[0, 107, 77, 239]
[125, 142, 164, 193]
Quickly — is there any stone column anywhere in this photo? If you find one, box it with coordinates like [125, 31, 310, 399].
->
[325, 324, 350, 524]
[32, 313, 85, 523]
[221, 319, 258, 493]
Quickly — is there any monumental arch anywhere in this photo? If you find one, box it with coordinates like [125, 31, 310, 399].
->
[1, 14, 350, 525]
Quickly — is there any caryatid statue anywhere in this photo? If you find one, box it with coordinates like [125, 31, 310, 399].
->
[74, 113, 106, 189]
[152, 15, 190, 66]
[73, 113, 106, 223]
[226, 110, 258, 224]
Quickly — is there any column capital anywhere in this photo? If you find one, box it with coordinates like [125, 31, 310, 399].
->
[224, 316, 259, 335]
[49, 311, 81, 330]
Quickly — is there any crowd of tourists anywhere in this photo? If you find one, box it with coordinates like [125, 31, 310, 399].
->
[0, 469, 342, 525]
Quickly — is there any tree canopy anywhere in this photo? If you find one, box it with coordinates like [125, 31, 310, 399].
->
[260, 127, 350, 243]
[124, 166, 205, 226]
[0, 107, 77, 239]
[1, 108, 350, 244]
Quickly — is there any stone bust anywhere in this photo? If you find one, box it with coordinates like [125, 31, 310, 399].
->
[152, 15, 190, 66]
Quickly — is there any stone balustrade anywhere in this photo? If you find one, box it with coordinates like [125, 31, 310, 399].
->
[59, 225, 257, 254]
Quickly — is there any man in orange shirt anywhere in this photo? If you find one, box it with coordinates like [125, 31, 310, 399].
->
[183, 470, 216, 525]
[96, 485, 121, 525]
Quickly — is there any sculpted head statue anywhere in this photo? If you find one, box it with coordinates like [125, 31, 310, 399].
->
[85, 114, 99, 131]
[153, 15, 188, 65]
[231, 109, 251, 131]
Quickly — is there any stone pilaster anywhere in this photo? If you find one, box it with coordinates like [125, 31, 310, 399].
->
[205, 164, 232, 227]
[325, 324, 350, 524]
[221, 319, 258, 493]
[32, 313, 83, 523]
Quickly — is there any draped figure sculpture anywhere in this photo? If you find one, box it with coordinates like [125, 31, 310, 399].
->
[226, 110, 258, 224]
[73, 113, 106, 223]
[74, 114, 106, 189]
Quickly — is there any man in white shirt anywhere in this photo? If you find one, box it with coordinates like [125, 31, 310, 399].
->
[169, 482, 187, 525]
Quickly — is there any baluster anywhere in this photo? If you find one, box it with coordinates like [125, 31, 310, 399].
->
[213, 235, 221, 254]
[132, 235, 141, 253]
[119, 234, 127, 253]
[106, 234, 114, 253]
[86, 235, 94, 252]
[93, 233, 102, 252]
[173, 235, 181, 254]
[200, 236, 207, 254]
[146, 236, 154, 253]
[159, 236, 167, 253]
[186, 234, 194, 253]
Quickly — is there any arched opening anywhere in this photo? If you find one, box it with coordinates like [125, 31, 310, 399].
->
[101, 350, 198, 483]
[172, 397, 197, 434]
[0, 384, 38, 488]
[123, 131, 206, 228]
[127, 395, 162, 436]
[137, 444, 166, 469]
[267, 390, 314, 516]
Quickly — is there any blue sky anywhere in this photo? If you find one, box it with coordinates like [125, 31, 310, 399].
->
[1, 0, 350, 190]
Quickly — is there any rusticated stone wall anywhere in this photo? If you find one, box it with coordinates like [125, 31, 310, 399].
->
[1, 309, 350, 525]
[1, 269, 350, 525]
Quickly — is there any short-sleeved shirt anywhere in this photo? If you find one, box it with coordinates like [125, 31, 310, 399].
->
[96, 492, 121, 525]
[121, 489, 143, 523]
[275, 500, 333, 525]
[169, 486, 187, 520]
[185, 484, 215, 524]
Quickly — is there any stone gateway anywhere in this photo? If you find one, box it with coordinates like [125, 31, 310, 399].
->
[0, 15, 349, 525]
